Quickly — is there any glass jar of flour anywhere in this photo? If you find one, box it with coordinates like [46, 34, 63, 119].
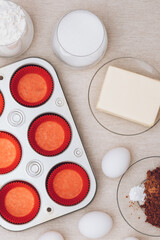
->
[0, 0, 34, 58]
[52, 10, 108, 68]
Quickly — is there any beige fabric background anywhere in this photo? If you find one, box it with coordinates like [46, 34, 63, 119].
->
[1, 0, 160, 239]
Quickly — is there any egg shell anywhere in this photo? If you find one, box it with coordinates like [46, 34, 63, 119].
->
[102, 147, 131, 178]
[78, 211, 113, 239]
[38, 231, 64, 240]
[124, 238, 139, 240]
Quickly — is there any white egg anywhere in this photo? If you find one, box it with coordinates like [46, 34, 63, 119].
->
[78, 211, 113, 239]
[102, 147, 131, 178]
[124, 238, 139, 240]
[38, 231, 64, 240]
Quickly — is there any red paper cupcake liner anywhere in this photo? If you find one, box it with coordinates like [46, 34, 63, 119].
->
[10, 65, 53, 107]
[46, 163, 90, 206]
[0, 132, 22, 174]
[0, 181, 40, 224]
[0, 92, 4, 115]
[28, 114, 72, 156]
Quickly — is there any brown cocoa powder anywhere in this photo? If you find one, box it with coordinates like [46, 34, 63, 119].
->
[141, 167, 160, 228]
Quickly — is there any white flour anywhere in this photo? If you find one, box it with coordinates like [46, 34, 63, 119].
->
[0, 0, 26, 45]
[129, 185, 146, 202]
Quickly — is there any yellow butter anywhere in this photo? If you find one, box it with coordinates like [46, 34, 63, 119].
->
[96, 66, 160, 127]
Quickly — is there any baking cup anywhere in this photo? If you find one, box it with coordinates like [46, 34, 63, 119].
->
[0, 92, 4, 115]
[0, 132, 22, 174]
[0, 181, 40, 224]
[10, 65, 53, 107]
[28, 114, 72, 156]
[46, 163, 90, 206]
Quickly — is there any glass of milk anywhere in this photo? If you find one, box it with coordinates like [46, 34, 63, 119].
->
[0, 0, 34, 58]
[52, 10, 108, 68]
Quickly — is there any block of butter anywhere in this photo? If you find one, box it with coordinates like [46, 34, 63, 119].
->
[96, 66, 160, 127]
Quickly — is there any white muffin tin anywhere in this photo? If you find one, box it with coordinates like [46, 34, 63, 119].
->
[0, 57, 96, 231]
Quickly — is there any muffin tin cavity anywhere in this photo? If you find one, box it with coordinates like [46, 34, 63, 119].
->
[0, 181, 40, 224]
[46, 162, 90, 206]
[28, 114, 72, 156]
[0, 58, 96, 231]
[10, 65, 53, 107]
[0, 132, 22, 174]
[0, 92, 4, 115]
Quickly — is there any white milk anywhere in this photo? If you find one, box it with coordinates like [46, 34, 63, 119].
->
[53, 10, 107, 68]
